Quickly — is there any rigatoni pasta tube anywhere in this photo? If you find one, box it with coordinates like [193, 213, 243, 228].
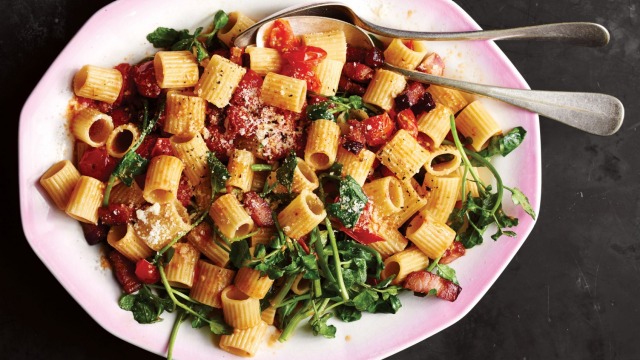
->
[335, 147, 376, 186]
[427, 85, 468, 114]
[71, 108, 114, 147]
[389, 178, 428, 226]
[267, 158, 320, 193]
[217, 12, 256, 47]
[235, 267, 274, 299]
[226, 149, 255, 192]
[368, 223, 409, 259]
[405, 215, 456, 259]
[260, 72, 307, 113]
[376, 129, 429, 182]
[420, 172, 461, 223]
[65, 176, 104, 224]
[40, 160, 81, 210]
[363, 69, 406, 111]
[153, 51, 199, 89]
[221, 285, 261, 329]
[251, 227, 276, 247]
[314, 59, 343, 96]
[134, 202, 191, 251]
[164, 92, 206, 136]
[301, 29, 347, 63]
[261, 305, 277, 325]
[107, 224, 154, 262]
[455, 100, 502, 151]
[196, 55, 246, 108]
[363, 176, 405, 217]
[246, 47, 282, 75]
[190, 260, 235, 308]
[219, 321, 268, 357]
[209, 194, 255, 240]
[417, 103, 453, 148]
[277, 189, 326, 240]
[383, 38, 427, 70]
[186, 222, 230, 267]
[106, 123, 139, 158]
[171, 133, 209, 187]
[424, 144, 462, 177]
[109, 180, 145, 207]
[143, 155, 184, 204]
[165, 242, 199, 288]
[381, 247, 430, 285]
[73, 65, 122, 104]
[304, 120, 340, 170]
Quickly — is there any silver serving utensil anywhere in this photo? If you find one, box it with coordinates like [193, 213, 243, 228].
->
[252, 16, 623, 136]
[233, 1, 610, 48]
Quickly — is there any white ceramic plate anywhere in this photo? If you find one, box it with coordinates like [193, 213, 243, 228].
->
[19, 0, 541, 358]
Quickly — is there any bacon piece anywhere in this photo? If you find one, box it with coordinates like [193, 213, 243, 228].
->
[416, 53, 445, 76]
[342, 62, 374, 83]
[338, 76, 366, 96]
[243, 191, 274, 227]
[108, 250, 142, 294]
[98, 204, 135, 225]
[440, 241, 466, 265]
[80, 223, 109, 245]
[404, 270, 461, 302]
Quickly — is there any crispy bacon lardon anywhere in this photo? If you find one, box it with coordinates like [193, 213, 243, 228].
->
[403, 270, 462, 302]
[440, 241, 466, 265]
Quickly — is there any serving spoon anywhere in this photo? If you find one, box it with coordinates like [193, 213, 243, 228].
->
[249, 16, 623, 136]
[233, 1, 610, 48]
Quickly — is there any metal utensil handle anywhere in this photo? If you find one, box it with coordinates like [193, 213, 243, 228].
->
[385, 64, 624, 136]
[358, 20, 610, 47]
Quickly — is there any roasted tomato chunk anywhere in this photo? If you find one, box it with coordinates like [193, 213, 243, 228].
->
[177, 175, 193, 208]
[282, 46, 327, 66]
[78, 146, 118, 182]
[150, 137, 175, 158]
[135, 259, 160, 284]
[339, 201, 384, 245]
[98, 204, 135, 225]
[132, 60, 161, 98]
[267, 19, 300, 52]
[363, 113, 396, 147]
[395, 108, 418, 138]
[281, 62, 321, 93]
[243, 191, 274, 227]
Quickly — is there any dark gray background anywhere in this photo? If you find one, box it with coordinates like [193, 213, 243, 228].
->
[3, 0, 639, 359]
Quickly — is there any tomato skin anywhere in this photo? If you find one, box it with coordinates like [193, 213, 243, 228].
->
[267, 19, 300, 52]
[110, 106, 132, 127]
[226, 105, 256, 137]
[395, 108, 419, 138]
[78, 146, 118, 182]
[135, 259, 160, 284]
[98, 203, 135, 225]
[150, 137, 175, 158]
[282, 46, 327, 66]
[114, 63, 136, 105]
[132, 60, 161, 98]
[340, 201, 385, 245]
[176, 175, 193, 207]
[135, 134, 158, 160]
[281, 62, 321, 93]
[363, 112, 396, 147]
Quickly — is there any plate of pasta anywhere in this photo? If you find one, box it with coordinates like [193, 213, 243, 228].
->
[19, 0, 541, 359]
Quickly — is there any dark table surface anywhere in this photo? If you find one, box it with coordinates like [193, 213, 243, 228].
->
[3, 0, 639, 359]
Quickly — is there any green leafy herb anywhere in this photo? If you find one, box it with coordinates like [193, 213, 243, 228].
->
[306, 95, 364, 122]
[146, 10, 229, 62]
[118, 285, 173, 324]
[276, 151, 298, 193]
[326, 175, 368, 228]
[208, 313, 233, 335]
[505, 186, 536, 220]
[229, 240, 251, 268]
[207, 152, 230, 197]
[309, 311, 336, 339]
[475, 127, 526, 161]
[335, 305, 362, 322]
[250, 164, 273, 172]
[434, 264, 459, 285]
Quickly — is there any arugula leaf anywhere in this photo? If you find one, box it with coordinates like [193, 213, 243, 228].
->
[327, 175, 368, 228]
[113, 152, 148, 186]
[476, 127, 527, 160]
[505, 186, 536, 220]
[305, 95, 364, 122]
[208, 313, 233, 335]
[146, 27, 182, 48]
[310, 312, 336, 339]
[118, 285, 173, 324]
[352, 289, 377, 311]
[207, 152, 230, 197]
[229, 240, 250, 269]
[276, 151, 298, 193]
[435, 264, 459, 285]
[335, 305, 362, 322]
[204, 10, 230, 48]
